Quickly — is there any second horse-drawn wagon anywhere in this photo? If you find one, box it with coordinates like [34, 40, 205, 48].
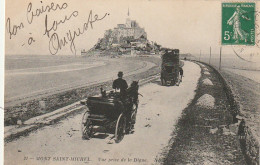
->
[161, 49, 183, 86]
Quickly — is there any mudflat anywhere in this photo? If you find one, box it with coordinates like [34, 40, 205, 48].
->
[5, 55, 156, 105]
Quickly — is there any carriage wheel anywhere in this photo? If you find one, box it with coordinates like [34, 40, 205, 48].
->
[176, 74, 180, 86]
[161, 78, 166, 86]
[131, 104, 138, 125]
[115, 113, 126, 143]
[128, 109, 137, 132]
[133, 101, 138, 110]
[171, 80, 175, 86]
[81, 111, 94, 140]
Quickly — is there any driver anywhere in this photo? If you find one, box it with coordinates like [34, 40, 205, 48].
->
[113, 71, 128, 96]
[113, 71, 132, 133]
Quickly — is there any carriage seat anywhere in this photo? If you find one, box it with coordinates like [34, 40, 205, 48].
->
[88, 96, 104, 101]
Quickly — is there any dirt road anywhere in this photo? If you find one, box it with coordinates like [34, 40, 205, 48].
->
[4, 61, 201, 165]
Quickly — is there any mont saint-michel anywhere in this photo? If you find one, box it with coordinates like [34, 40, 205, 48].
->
[85, 11, 161, 56]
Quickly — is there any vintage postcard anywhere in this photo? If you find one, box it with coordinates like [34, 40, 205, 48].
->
[3, 0, 260, 164]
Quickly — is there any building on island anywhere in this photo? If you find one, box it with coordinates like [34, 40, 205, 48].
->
[91, 9, 161, 56]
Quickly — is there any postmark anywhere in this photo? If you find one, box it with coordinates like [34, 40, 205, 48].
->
[222, 3, 255, 46]
[230, 8, 260, 62]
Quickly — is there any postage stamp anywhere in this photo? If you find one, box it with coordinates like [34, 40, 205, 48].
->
[222, 3, 255, 45]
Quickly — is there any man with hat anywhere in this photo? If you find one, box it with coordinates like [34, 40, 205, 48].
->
[113, 71, 128, 95]
[113, 71, 132, 133]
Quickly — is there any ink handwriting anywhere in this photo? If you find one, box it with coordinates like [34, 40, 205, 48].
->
[43, 10, 79, 37]
[6, 18, 24, 39]
[27, 2, 68, 24]
[6, 2, 109, 55]
[48, 10, 108, 55]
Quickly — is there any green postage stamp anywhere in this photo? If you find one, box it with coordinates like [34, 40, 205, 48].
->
[222, 3, 255, 45]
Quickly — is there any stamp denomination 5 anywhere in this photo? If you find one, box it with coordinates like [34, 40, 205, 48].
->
[222, 3, 255, 46]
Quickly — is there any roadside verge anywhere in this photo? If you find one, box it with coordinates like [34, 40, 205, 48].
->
[204, 62, 259, 165]
[163, 61, 247, 164]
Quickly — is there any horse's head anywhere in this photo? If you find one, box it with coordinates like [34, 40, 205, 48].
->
[130, 80, 139, 88]
[127, 81, 139, 95]
[128, 81, 139, 104]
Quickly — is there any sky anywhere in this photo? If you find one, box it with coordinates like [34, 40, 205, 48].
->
[4, 0, 260, 61]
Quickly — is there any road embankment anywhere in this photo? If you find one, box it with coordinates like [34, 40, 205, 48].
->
[163, 61, 247, 164]
[220, 69, 260, 165]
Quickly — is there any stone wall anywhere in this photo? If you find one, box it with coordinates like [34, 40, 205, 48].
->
[5, 81, 113, 126]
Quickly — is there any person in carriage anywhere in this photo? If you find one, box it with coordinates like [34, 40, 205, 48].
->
[112, 71, 128, 96]
[112, 71, 139, 133]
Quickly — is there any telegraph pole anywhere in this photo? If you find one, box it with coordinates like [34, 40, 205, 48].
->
[209, 47, 211, 65]
[219, 47, 222, 70]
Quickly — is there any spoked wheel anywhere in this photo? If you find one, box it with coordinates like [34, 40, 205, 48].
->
[130, 104, 138, 127]
[171, 80, 175, 86]
[176, 75, 180, 86]
[81, 111, 94, 140]
[115, 113, 126, 143]
[161, 78, 166, 86]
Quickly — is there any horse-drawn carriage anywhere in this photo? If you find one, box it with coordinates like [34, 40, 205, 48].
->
[161, 49, 181, 86]
[80, 81, 139, 143]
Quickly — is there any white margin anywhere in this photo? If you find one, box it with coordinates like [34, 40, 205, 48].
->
[0, 0, 5, 164]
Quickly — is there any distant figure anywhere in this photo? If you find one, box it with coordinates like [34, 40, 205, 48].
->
[238, 119, 246, 139]
[179, 67, 184, 82]
[113, 71, 128, 95]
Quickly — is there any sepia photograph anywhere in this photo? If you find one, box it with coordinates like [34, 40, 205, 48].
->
[2, 0, 260, 164]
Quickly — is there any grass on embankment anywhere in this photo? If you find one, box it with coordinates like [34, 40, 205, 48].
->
[163, 62, 246, 164]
